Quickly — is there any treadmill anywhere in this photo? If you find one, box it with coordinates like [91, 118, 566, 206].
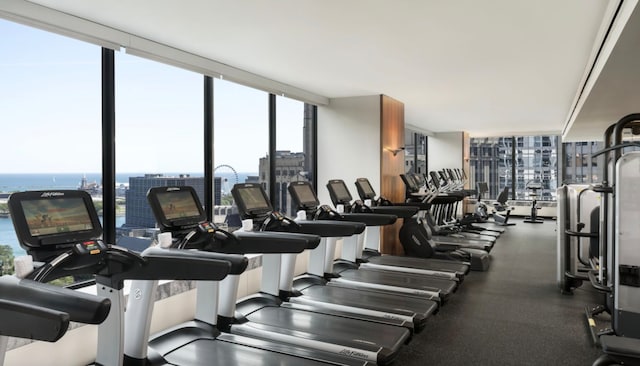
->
[234, 183, 440, 333]
[293, 180, 470, 283]
[228, 183, 412, 365]
[307, 180, 461, 303]
[136, 185, 406, 365]
[403, 172, 496, 250]
[6, 189, 263, 366]
[326, 179, 470, 280]
[431, 171, 499, 240]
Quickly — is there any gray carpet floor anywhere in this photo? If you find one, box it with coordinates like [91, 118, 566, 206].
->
[392, 219, 605, 366]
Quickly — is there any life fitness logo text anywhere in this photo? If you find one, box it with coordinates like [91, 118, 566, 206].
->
[339, 349, 369, 360]
[40, 192, 64, 198]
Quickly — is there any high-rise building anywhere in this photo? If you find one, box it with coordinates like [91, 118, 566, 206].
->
[124, 174, 205, 228]
[469, 136, 559, 201]
[562, 141, 604, 184]
[258, 151, 307, 216]
[214, 176, 221, 206]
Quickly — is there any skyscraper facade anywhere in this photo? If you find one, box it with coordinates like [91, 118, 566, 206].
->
[125, 174, 205, 228]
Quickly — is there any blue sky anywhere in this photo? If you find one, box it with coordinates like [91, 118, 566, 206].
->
[0, 19, 303, 174]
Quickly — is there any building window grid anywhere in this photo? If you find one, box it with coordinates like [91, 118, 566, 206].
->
[470, 136, 559, 201]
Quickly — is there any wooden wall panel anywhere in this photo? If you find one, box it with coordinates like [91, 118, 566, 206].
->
[380, 95, 405, 255]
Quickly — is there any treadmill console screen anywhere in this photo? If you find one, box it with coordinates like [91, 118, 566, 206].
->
[22, 198, 93, 237]
[147, 186, 206, 230]
[477, 182, 489, 194]
[327, 180, 352, 204]
[156, 191, 202, 221]
[232, 184, 272, 218]
[8, 190, 102, 250]
[355, 178, 376, 199]
[288, 182, 320, 208]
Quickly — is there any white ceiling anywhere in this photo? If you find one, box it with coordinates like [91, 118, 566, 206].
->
[24, 0, 620, 138]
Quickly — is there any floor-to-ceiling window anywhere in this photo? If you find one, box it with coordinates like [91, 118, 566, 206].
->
[213, 79, 269, 228]
[0, 19, 100, 281]
[115, 52, 203, 237]
[469, 137, 513, 199]
[514, 136, 559, 200]
[469, 135, 559, 201]
[275, 96, 314, 216]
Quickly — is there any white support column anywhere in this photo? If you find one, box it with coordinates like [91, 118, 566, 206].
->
[307, 238, 327, 277]
[323, 237, 339, 274]
[279, 253, 299, 293]
[96, 285, 126, 366]
[365, 226, 381, 252]
[261, 254, 282, 296]
[218, 275, 240, 318]
[195, 281, 219, 325]
[342, 235, 360, 263]
[124, 280, 159, 360]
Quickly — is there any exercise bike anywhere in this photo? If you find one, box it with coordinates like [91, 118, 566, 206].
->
[523, 181, 544, 224]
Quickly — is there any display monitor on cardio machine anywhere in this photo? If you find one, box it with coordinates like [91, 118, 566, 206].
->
[9, 190, 104, 262]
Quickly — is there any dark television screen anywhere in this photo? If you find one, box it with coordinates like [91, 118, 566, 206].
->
[237, 186, 271, 212]
[290, 183, 319, 207]
[358, 179, 376, 198]
[328, 181, 352, 202]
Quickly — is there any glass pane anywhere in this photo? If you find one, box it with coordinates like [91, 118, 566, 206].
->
[0, 20, 100, 282]
[514, 136, 559, 200]
[562, 141, 604, 184]
[213, 79, 268, 228]
[115, 52, 203, 242]
[416, 134, 427, 174]
[403, 130, 427, 176]
[468, 137, 513, 200]
[275, 96, 313, 216]
[404, 130, 415, 173]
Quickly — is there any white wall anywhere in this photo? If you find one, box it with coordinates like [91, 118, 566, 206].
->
[317, 96, 381, 206]
[428, 132, 463, 172]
